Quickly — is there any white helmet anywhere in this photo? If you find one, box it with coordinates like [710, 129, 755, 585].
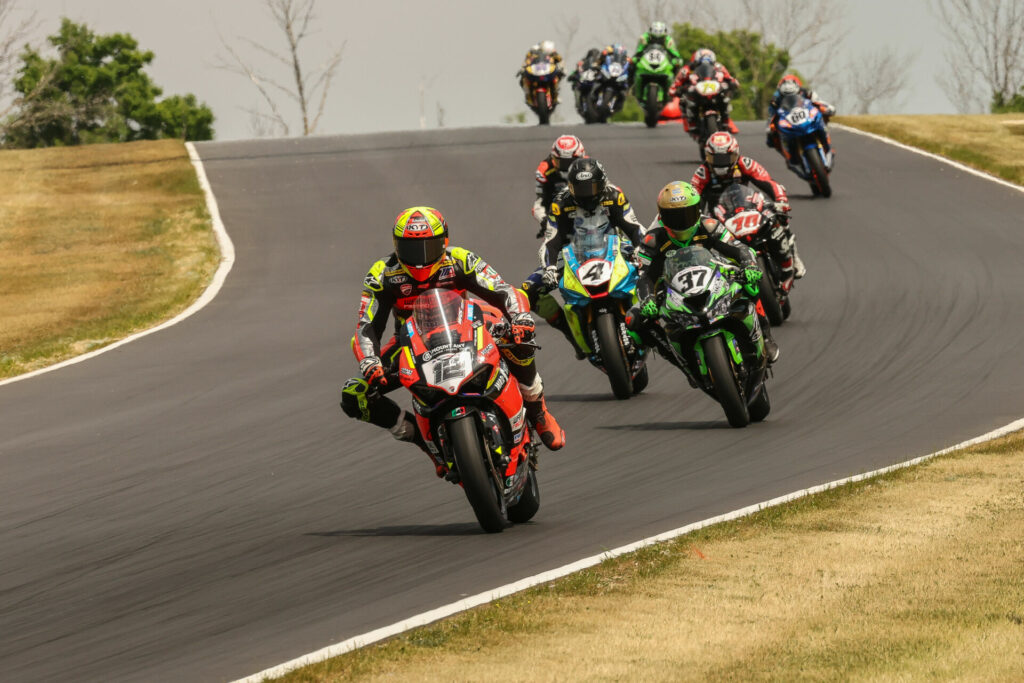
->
[540, 40, 556, 54]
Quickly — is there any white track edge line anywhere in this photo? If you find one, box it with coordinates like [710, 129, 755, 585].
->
[237, 415, 1024, 683]
[0, 142, 235, 388]
[238, 125, 1024, 683]
[831, 122, 1024, 195]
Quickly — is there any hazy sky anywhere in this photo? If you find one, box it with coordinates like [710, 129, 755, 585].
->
[10, 0, 954, 140]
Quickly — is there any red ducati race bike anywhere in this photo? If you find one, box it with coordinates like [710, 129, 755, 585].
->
[398, 289, 541, 533]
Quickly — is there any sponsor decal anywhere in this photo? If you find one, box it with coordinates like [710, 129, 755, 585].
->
[617, 192, 626, 206]
[363, 274, 383, 291]
[451, 406, 467, 417]
[575, 171, 593, 181]
[400, 283, 413, 296]
[551, 203, 560, 216]
[438, 265, 455, 279]
[400, 367, 413, 376]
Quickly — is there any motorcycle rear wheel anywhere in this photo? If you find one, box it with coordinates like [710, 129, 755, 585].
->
[596, 311, 633, 400]
[644, 83, 660, 128]
[507, 467, 540, 523]
[704, 335, 749, 428]
[757, 255, 785, 326]
[749, 382, 771, 422]
[449, 416, 506, 533]
[807, 150, 832, 197]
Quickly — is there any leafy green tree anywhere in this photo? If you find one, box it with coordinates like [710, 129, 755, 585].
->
[2, 18, 213, 147]
[612, 22, 793, 124]
[992, 87, 1024, 113]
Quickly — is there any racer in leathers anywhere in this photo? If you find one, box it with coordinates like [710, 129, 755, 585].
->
[626, 181, 780, 372]
[633, 21, 683, 70]
[692, 131, 806, 278]
[765, 74, 836, 155]
[518, 39, 564, 89]
[340, 207, 566, 478]
[531, 134, 587, 237]
[669, 48, 740, 135]
[521, 158, 646, 359]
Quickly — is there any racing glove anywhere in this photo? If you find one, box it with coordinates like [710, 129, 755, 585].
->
[743, 267, 762, 297]
[541, 265, 560, 288]
[509, 312, 536, 343]
[359, 357, 387, 387]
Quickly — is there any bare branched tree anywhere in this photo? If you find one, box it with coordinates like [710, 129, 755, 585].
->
[610, 0, 691, 40]
[702, 0, 848, 85]
[553, 13, 581, 60]
[0, 0, 37, 104]
[217, 0, 344, 137]
[843, 46, 917, 114]
[931, 0, 1024, 112]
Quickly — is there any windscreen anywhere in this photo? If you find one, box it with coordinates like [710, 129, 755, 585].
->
[717, 184, 766, 214]
[780, 92, 803, 111]
[571, 230, 612, 262]
[412, 288, 465, 350]
[695, 62, 716, 80]
[664, 246, 714, 281]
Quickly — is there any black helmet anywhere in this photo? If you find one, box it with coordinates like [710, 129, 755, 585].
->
[567, 158, 607, 210]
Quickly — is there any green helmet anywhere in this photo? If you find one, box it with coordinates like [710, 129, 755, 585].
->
[657, 181, 702, 245]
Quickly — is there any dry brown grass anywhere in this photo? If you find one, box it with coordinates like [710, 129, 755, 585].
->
[0, 139, 218, 378]
[835, 113, 1024, 186]
[280, 431, 1024, 682]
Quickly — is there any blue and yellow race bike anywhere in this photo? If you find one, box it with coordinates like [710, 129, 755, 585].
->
[558, 229, 648, 399]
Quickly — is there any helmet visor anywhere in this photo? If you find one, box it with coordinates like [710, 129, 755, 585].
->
[571, 179, 604, 205]
[661, 204, 701, 242]
[395, 234, 446, 267]
[708, 152, 736, 175]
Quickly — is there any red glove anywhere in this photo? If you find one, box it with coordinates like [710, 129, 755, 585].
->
[509, 313, 536, 344]
[359, 357, 387, 387]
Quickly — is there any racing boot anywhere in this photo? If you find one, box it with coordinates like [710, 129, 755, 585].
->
[760, 318, 780, 365]
[391, 411, 448, 479]
[792, 245, 807, 279]
[524, 396, 566, 450]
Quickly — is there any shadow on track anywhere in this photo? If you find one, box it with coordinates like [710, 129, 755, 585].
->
[545, 393, 621, 403]
[598, 421, 731, 431]
[307, 523, 483, 538]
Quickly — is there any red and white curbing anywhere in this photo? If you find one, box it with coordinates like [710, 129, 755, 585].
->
[0, 143, 235, 388]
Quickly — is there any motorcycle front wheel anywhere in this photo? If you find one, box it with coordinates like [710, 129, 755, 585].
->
[807, 149, 832, 197]
[449, 416, 506, 533]
[595, 311, 633, 400]
[704, 334, 749, 427]
[644, 83, 660, 128]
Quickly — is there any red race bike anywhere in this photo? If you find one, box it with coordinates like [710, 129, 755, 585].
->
[398, 288, 541, 533]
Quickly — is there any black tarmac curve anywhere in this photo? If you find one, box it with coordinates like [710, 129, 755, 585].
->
[3, 123, 1024, 681]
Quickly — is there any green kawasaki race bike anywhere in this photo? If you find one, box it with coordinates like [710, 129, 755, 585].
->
[654, 246, 771, 427]
[634, 44, 676, 128]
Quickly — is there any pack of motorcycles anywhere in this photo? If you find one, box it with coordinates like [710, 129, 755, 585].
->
[407, 49, 836, 531]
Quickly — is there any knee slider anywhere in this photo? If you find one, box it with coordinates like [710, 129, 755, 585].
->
[340, 377, 372, 421]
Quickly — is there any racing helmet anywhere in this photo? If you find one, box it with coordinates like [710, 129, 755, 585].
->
[778, 73, 803, 90]
[649, 21, 669, 40]
[692, 48, 716, 65]
[550, 134, 586, 171]
[704, 131, 740, 178]
[567, 157, 607, 211]
[657, 181, 703, 245]
[540, 40, 556, 54]
[393, 206, 449, 281]
[778, 79, 800, 96]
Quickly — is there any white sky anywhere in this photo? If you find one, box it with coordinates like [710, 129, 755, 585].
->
[10, 0, 954, 140]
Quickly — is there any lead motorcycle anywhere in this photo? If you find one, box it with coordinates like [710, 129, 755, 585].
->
[520, 55, 562, 125]
[772, 91, 834, 197]
[557, 225, 648, 399]
[398, 288, 541, 533]
[653, 246, 771, 427]
[713, 184, 794, 326]
[634, 43, 676, 128]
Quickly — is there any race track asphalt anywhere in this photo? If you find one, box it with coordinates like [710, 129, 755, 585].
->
[3, 122, 1024, 681]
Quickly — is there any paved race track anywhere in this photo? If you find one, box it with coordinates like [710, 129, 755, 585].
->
[3, 123, 1024, 681]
